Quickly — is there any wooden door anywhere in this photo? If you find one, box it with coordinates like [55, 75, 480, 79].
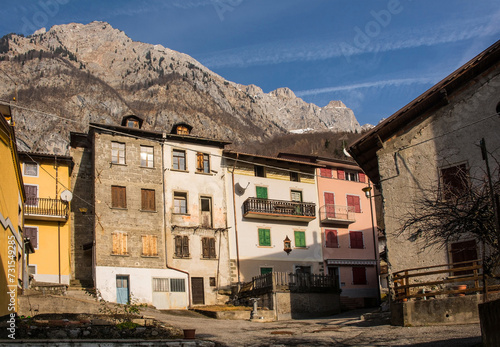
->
[191, 277, 205, 305]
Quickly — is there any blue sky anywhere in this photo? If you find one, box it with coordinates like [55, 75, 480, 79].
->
[0, 0, 499, 126]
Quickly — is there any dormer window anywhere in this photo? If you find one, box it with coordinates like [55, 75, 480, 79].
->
[127, 120, 139, 128]
[171, 123, 193, 135]
[177, 126, 189, 135]
[121, 115, 143, 129]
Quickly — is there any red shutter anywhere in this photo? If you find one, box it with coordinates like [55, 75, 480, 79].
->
[352, 267, 367, 285]
[358, 172, 366, 183]
[324, 193, 335, 218]
[320, 168, 332, 178]
[347, 195, 361, 213]
[24, 227, 38, 249]
[337, 169, 345, 180]
[350, 231, 363, 249]
[326, 230, 338, 248]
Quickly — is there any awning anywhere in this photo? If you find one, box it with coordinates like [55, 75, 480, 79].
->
[326, 259, 377, 266]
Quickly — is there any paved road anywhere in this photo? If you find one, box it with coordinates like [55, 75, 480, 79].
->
[142, 308, 482, 346]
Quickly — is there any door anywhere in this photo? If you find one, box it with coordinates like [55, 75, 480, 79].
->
[291, 190, 303, 215]
[324, 192, 335, 218]
[116, 275, 130, 304]
[191, 277, 205, 305]
[328, 266, 340, 289]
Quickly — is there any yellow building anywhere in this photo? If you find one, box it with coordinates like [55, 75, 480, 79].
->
[0, 105, 25, 317]
[20, 152, 73, 285]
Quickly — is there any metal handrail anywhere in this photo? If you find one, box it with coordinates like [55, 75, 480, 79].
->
[25, 197, 68, 217]
[243, 197, 316, 217]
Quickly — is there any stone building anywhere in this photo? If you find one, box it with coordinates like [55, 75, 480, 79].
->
[349, 40, 500, 285]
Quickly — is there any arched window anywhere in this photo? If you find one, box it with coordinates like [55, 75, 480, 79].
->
[326, 230, 338, 248]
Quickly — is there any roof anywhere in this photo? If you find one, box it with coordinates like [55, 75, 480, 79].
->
[277, 152, 362, 171]
[19, 151, 73, 163]
[224, 150, 324, 168]
[348, 39, 500, 185]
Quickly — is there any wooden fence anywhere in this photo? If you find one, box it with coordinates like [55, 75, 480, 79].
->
[393, 260, 500, 302]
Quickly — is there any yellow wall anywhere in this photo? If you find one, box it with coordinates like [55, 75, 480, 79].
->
[22, 158, 72, 284]
[0, 119, 24, 316]
[233, 161, 315, 184]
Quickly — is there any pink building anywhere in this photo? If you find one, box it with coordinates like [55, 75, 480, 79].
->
[279, 154, 379, 308]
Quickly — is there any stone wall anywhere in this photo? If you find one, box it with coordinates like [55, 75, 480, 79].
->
[479, 298, 500, 347]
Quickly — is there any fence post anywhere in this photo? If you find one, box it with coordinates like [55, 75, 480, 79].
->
[404, 271, 410, 300]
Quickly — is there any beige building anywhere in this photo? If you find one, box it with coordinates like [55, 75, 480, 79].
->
[349, 40, 500, 288]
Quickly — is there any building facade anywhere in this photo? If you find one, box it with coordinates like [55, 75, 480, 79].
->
[20, 152, 72, 285]
[349, 40, 500, 287]
[224, 152, 324, 284]
[0, 105, 26, 316]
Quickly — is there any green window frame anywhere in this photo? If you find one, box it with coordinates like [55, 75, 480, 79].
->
[256, 186, 268, 199]
[258, 228, 271, 246]
[294, 231, 306, 248]
[260, 267, 273, 275]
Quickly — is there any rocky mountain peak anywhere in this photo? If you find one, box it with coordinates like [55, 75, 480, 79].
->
[0, 21, 361, 154]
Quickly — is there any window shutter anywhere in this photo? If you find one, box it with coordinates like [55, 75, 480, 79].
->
[25, 185, 38, 204]
[121, 233, 127, 254]
[202, 238, 209, 258]
[337, 169, 345, 180]
[326, 230, 338, 248]
[112, 233, 119, 254]
[209, 238, 216, 258]
[258, 228, 270, 246]
[196, 152, 203, 171]
[256, 186, 268, 199]
[320, 168, 332, 178]
[347, 195, 361, 213]
[295, 231, 306, 247]
[182, 236, 189, 257]
[352, 266, 367, 285]
[24, 227, 38, 248]
[151, 236, 158, 256]
[142, 235, 149, 256]
[350, 231, 363, 249]
[358, 172, 366, 183]
[175, 236, 182, 257]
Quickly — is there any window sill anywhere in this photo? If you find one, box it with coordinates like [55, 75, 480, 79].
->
[257, 245, 273, 248]
[201, 257, 218, 260]
[141, 255, 159, 258]
[140, 166, 155, 169]
[111, 207, 128, 210]
[111, 253, 130, 257]
[171, 169, 188, 173]
[174, 256, 191, 259]
[195, 171, 213, 176]
[173, 213, 190, 216]
[111, 163, 127, 166]
[294, 246, 308, 250]
[140, 209, 157, 213]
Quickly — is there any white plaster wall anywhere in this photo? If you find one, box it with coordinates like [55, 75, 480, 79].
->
[33, 274, 70, 285]
[95, 266, 188, 307]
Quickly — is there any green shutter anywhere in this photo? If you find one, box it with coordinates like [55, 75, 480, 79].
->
[258, 228, 271, 246]
[256, 186, 268, 199]
[294, 231, 306, 248]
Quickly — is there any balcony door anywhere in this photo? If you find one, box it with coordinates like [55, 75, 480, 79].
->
[291, 190, 303, 215]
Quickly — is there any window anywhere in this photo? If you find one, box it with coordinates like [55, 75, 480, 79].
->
[127, 119, 139, 128]
[202, 237, 217, 259]
[174, 235, 190, 258]
[450, 240, 478, 275]
[174, 192, 187, 214]
[358, 172, 366, 183]
[294, 231, 306, 248]
[256, 186, 268, 199]
[141, 189, 155, 211]
[326, 229, 338, 248]
[111, 142, 125, 164]
[345, 171, 358, 182]
[441, 164, 469, 200]
[320, 168, 332, 178]
[112, 232, 128, 255]
[24, 185, 38, 206]
[209, 277, 216, 286]
[24, 162, 38, 176]
[291, 190, 302, 202]
[260, 267, 273, 275]
[200, 197, 212, 228]
[347, 195, 361, 213]
[28, 265, 37, 275]
[349, 231, 364, 249]
[111, 186, 127, 208]
[24, 226, 38, 249]
[196, 152, 210, 173]
[258, 228, 271, 246]
[172, 149, 186, 170]
[176, 125, 190, 135]
[140, 146, 154, 168]
[142, 235, 158, 256]
[352, 266, 367, 285]
[290, 171, 299, 182]
[170, 278, 186, 292]
[254, 165, 265, 177]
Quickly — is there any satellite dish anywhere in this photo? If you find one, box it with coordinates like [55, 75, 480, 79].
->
[60, 190, 73, 202]
[238, 178, 250, 190]
[343, 147, 352, 158]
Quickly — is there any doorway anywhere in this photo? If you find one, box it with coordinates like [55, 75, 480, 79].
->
[116, 275, 130, 304]
[191, 277, 205, 305]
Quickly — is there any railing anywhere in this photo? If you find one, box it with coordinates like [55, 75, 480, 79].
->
[319, 204, 355, 223]
[243, 197, 316, 217]
[392, 260, 500, 302]
[241, 272, 339, 294]
[25, 198, 69, 218]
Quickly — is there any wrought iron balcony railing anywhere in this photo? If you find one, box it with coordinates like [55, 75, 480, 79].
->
[243, 197, 316, 222]
[319, 204, 356, 224]
[25, 198, 69, 221]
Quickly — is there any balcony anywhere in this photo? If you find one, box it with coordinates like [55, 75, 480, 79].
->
[319, 205, 355, 225]
[25, 198, 69, 221]
[243, 197, 316, 222]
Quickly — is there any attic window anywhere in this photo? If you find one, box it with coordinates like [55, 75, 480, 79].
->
[176, 126, 190, 135]
[127, 119, 139, 128]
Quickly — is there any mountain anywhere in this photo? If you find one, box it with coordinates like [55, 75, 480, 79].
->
[0, 21, 361, 154]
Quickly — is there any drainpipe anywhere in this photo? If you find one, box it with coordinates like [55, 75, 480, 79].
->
[55, 158, 61, 284]
[229, 154, 241, 288]
[368, 181, 381, 305]
[161, 140, 191, 308]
